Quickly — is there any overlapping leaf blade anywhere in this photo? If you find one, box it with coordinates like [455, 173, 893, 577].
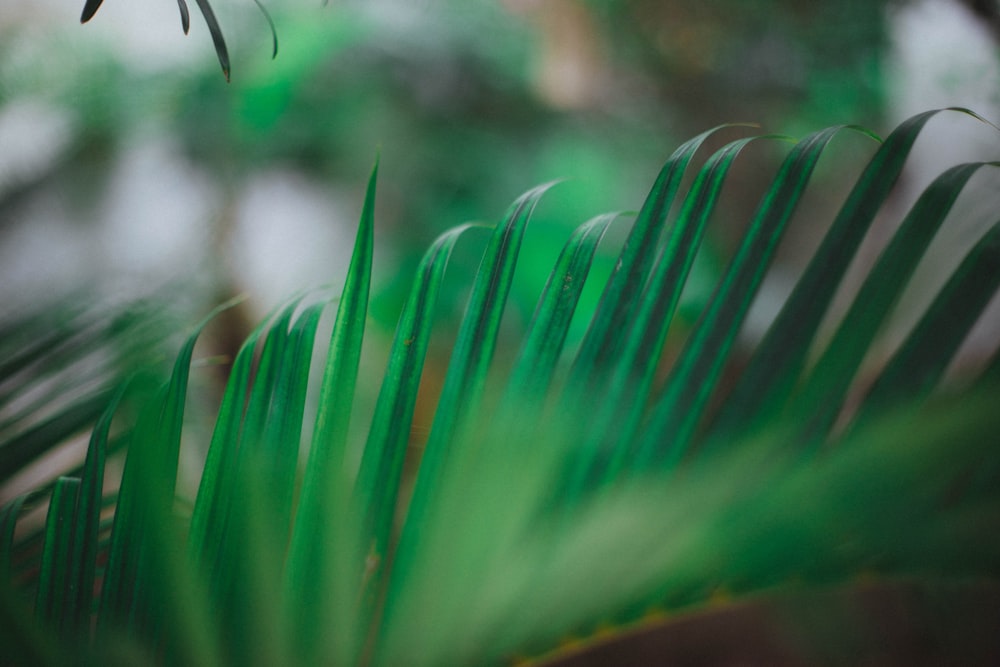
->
[353, 223, 484, 623]
[377, 183, 551, 664]
[504, 212, 619, 408]
[789, 160, 997, 443]
[562, 135, 767, 495]
[633, 126, 863, 470]
[187, 299, 285, 568]
[856, 217, 1000, 421]
[710, 109, 982, 441]
[562, 128, 732, 406]
[3, 112, 1000, 667]
[99, 301, 232, 643]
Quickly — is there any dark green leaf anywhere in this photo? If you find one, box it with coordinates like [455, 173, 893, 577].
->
[712, 109, 982, 441]
[790, 161, 996, 443]
[35, 476, 81, 631]
[251, 0, 279, 58]
[856, 216, 1000, 421]
[80, 0, 104, 23]
[565, 135, 767, 494]
[177, 0, 191, 34]
[563, 127, 737, 405]
[635, 126, 862, 470]
[194, 0, 231, 81]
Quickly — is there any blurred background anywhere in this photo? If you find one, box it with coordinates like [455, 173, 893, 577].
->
[1, 0, 999, 354]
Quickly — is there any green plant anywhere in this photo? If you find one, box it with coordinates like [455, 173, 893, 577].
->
[2, 108, 999, 666]
[79, 0, 278, 82]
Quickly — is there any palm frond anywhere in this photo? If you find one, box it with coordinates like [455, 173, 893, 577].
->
[2, 109, 999, 666]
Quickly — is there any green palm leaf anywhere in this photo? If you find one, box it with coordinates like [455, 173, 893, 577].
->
[3, 110, 999, 666]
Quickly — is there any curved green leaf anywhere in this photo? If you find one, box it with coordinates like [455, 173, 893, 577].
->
[68, 382, 128, 630]
[379, 183, 553, 663]
[506, 212, 620, 407]
[563, 127, 740, 404]
[790, 161, 998, 443]
[194, 0, 231, 81]
[712, 109, 986, 441]
[178, 0, 191, 34]
[35, 476, 80, 631]
[251, 0, 279, 59]
[565, 135, 769, 494]
[352, 223, 484, 652]
[856, 217, 1000, 422]
[100, 298, 237, 636]
[187, 298, 294, 569]
[634, 126, 859, 471]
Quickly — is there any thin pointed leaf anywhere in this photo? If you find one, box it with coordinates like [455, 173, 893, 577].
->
[80, 0, 104, 23]
[855, 217, 1000, 421]
[564, 127, 740, 400]
[35, 476, 81, 632]
[261, 302, 325, 524]
[505, 212, 619, 405]
[0, 494, 30, 579]
[211, 300, 324, 667]
[713, 109, 985, 440]
[791, 161, 997, 443]
[355, 224, 483, 546]
[183, 298, 305, 667]
[235, 303, 298, 465]
[177, 0, 191, 34]
[352, 223, 483, 647]
[564, 135, 767, 493]
[69, 383, 128, 630]
[635, 126, 858, 471]
[194, 0, 230, 81]
[187, 299, 292, 568]
[251, 0, 279, 58]
[100, 299, 237, 635]
[399, 183, 553, 536]
[379, 183, 553, 661]
[285, 160, 377, 663]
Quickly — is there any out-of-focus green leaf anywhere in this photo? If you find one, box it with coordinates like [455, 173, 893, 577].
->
[0, 494, 30, 578]
[100, 300, 233, 641]
[35, 476, 80, 632]
[67, 383, 127, 631]
[251, 0, 279, 59]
